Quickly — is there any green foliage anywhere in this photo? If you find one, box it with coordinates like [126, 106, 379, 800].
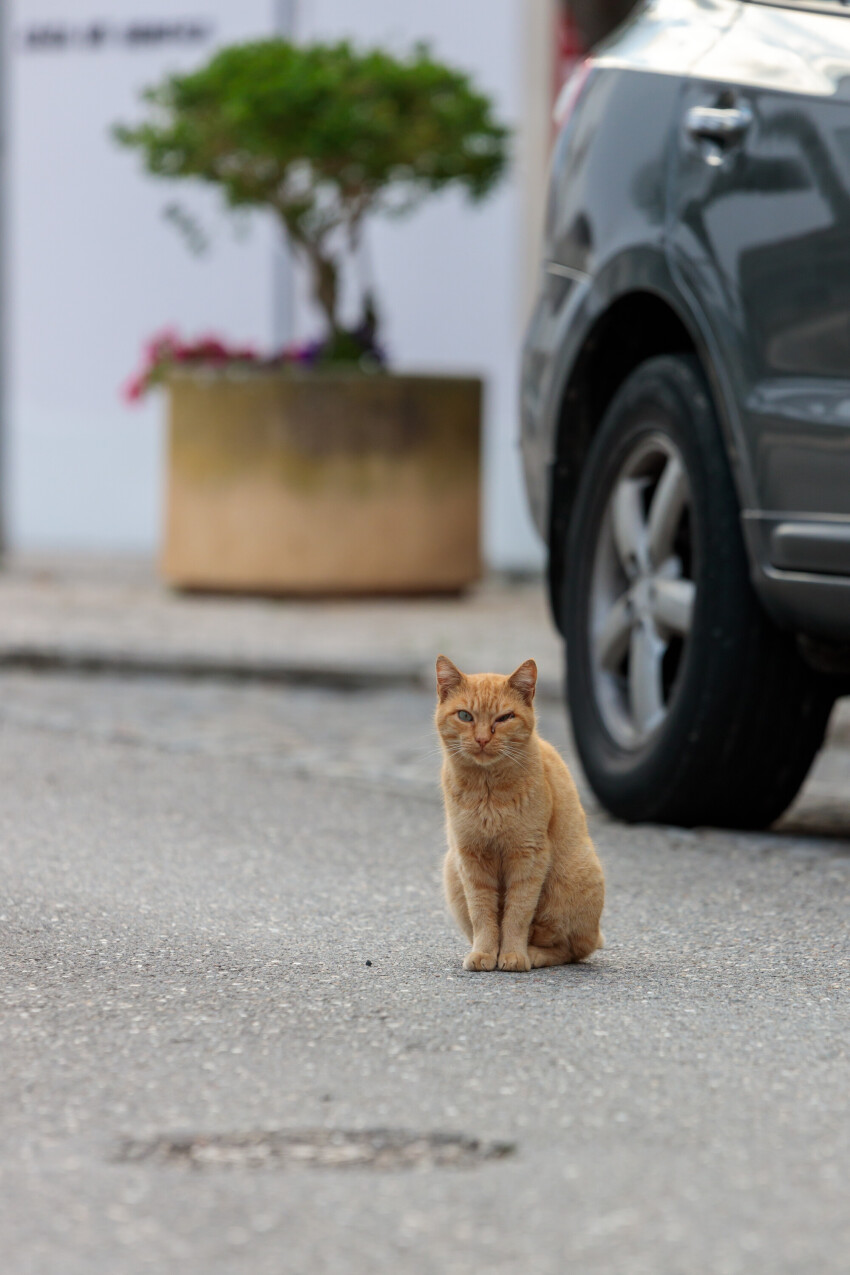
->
[114, 39, 509, 356]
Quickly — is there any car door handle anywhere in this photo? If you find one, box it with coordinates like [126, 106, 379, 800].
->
[685, 103, 753, 145]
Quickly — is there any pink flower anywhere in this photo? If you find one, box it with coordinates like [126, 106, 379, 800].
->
[195, 335, 229, 360]
[122, 375, 145, 404]
[144, 327, 179, 363]
[123, 327, 335, 405]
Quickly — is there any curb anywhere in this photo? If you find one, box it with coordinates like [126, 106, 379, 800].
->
[0, 643, 563, 702]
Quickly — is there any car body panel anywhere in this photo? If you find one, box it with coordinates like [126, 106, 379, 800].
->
[670, 2, 850, 514]
[521, 0, 850, 640]
[523, 59, 695, 540]
[523, 1, 747, 543]
[591, 0, 742, 77]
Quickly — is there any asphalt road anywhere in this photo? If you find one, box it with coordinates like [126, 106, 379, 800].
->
[1, 671, 848, 1274]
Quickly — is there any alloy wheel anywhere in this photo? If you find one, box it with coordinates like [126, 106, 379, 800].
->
[588, 433, 696, 750]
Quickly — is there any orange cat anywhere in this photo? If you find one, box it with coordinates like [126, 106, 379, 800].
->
[436, 656, 604, 971]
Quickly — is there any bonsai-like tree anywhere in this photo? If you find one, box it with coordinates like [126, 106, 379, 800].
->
[115, 39, 509, 361]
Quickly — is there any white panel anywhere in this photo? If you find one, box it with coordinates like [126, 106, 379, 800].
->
[6, 0, 278, 550]
[295, 0, 544, 570]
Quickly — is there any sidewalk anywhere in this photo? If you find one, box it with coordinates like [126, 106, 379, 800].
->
[0, 554, 565, 699]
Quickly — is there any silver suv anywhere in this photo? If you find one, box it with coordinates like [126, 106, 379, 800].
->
[521, 0, 850, 827]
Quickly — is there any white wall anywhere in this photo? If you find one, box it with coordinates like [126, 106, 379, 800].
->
[294, 0, 545, 571]
[6, 0, 278, 550]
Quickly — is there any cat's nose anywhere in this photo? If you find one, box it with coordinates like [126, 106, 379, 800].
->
[475, 736, 489, 750]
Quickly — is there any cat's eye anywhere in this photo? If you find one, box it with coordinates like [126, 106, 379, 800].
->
[457, 710, 474, 722]
[495, 712, 515, 723]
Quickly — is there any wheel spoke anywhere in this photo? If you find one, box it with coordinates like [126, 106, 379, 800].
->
[591, 438, 693, 748]
[595, 593, 634, 672]
[628, 623, 666, 736]
[651, 577, 695, 636]
[647, 455, 687, 568]
[612, 479, 649, 577]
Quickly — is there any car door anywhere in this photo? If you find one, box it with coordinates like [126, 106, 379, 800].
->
[667, 0, 850, 576]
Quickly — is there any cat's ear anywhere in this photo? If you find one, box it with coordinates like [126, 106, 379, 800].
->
[508, 659, 537, 704]
[436, 655, 465, 702]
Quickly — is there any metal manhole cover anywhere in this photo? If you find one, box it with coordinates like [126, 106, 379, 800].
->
[117, 1129, 515, 1171]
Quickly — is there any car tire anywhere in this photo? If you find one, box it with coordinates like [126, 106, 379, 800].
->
[562, 354, 835, 828]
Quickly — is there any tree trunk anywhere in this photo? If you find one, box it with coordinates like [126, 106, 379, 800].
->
[307, 249, 341, 340]
[277, 213, 382, 357]
[278, 212, 342, 341]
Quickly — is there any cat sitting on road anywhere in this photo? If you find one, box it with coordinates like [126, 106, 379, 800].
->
[436, 655, 605, 971]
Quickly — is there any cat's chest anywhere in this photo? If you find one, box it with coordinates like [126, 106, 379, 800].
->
[448, 787, 542, 849]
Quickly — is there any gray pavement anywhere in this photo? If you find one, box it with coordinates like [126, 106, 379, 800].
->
[1, 666, 849, 1274]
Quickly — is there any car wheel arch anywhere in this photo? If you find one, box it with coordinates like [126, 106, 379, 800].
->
[546, 285, 750, 630]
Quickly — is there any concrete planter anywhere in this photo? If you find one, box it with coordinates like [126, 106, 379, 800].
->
[162, 369, 482, 594]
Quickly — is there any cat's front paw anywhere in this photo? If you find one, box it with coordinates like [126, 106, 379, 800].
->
[464, 950, 497, 971]
[498, 950, 531, 972]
